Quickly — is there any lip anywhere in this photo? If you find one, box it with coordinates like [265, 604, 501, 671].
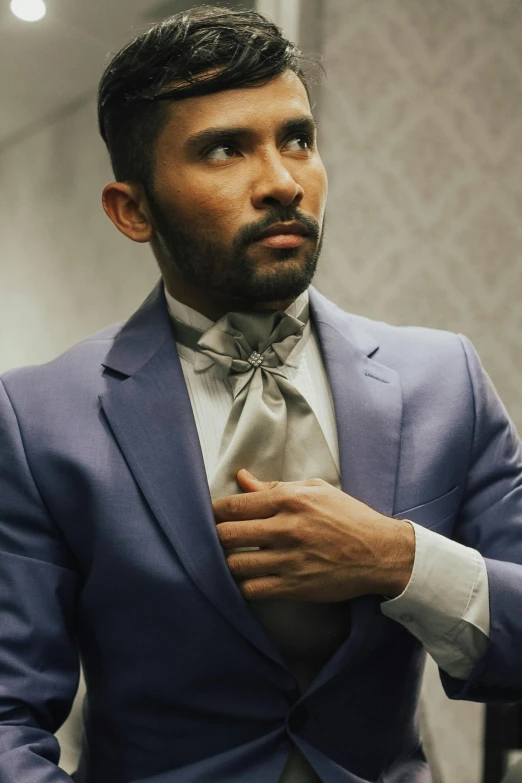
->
[255, 222, 309, 241]
[257, 234, 307, 248]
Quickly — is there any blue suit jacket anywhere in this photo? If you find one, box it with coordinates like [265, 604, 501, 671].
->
[0, 281, 521, 783]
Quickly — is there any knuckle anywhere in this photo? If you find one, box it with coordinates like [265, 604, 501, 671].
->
[229, 493, 246, 516]
[219, 525, 235, 543]
[228, 554, 250, 572]
[286, 486, 310, 513]
[240, 580, 260, 599]
[227, 554, 239, 570]
[285, 517, 303, 542]
[305, 477, 327, 488]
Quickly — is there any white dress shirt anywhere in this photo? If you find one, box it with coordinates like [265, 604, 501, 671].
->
[164, 283, 489, 680]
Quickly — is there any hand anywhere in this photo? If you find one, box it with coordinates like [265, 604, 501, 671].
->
[212, 470, 415, 603]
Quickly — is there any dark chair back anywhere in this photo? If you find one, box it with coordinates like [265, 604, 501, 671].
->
[483, 703, 522, 783]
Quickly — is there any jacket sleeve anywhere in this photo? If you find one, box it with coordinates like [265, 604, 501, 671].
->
[0, 378, 79, 780]
[439, 335, 522, 702]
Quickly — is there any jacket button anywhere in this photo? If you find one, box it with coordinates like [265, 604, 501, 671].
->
[291, 705, 310, 730]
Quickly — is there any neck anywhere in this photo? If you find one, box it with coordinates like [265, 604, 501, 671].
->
[163, 280, 298, 322]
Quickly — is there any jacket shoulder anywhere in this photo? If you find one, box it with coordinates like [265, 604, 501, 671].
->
[338, 307, 468, 367]
[0, 321, 124, 392]
[312, 289, 466, 361]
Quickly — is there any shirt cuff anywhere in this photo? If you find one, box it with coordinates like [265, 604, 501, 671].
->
[381, 521, 490, 679]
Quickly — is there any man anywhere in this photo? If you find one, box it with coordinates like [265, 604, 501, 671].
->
[0, 5, 521, 782]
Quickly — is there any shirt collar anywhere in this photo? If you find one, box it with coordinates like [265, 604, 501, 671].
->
[164, 281, 311, 370]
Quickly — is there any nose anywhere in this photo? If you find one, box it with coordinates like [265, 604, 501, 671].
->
[250, 151, 304, 209]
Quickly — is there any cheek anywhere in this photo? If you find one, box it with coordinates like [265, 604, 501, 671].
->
[190, 195, 245, 239]
[307, 161, 328, 207]
[166, 174, 244, 230]
[191, 201, 243, 238]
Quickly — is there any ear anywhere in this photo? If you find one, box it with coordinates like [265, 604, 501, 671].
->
[102, 182, 153, 243]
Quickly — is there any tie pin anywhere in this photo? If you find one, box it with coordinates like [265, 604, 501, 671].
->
[247, 351, 264, 367]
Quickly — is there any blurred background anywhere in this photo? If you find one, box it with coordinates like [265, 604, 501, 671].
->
[1, 0, 521, 781]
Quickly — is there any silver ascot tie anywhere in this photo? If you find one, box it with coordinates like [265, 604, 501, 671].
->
[173, 298, 341, 502]
[170, 298, 351, 783]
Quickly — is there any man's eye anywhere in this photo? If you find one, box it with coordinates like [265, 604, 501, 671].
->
[285, 134, 313, 151]
[204, 144, 238, 161]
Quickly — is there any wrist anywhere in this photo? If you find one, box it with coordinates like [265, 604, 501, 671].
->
[378, 518, 415, 598]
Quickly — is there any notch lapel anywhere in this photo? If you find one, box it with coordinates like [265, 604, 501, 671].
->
[309, 286, 401, 515]
[306, 286, 403, 693]
[99, 282, 288, 670]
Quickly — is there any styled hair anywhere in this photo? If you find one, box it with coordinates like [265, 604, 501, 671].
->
[97, 4, 321, 190]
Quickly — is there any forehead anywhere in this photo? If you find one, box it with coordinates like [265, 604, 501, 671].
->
[158, 70, 312, 144]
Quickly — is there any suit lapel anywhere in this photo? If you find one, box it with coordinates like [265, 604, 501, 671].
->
[309, 286, 401, 515]
[99, 281, 286, 669]
[307, 286, 403, 693]
[99, 281, 403, 687]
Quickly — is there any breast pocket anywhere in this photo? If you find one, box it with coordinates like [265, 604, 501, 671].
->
[393, 485, 461, 529]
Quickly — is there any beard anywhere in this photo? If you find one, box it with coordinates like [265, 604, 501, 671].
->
[145, 188, 326, 304]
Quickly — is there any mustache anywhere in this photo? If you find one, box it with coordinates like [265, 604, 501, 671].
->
[237, 209, 321, 247]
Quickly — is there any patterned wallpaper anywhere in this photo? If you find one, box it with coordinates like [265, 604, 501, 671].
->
[314, 0, 522, 433]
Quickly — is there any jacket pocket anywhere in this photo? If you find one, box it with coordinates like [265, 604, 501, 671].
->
[393, 485, 461, 529]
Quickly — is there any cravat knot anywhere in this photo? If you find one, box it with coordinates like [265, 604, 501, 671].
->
[195, 308, 308, 399]
[196, 308, 306, 370]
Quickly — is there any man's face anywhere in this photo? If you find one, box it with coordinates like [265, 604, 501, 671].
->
[145, 69, 328, 319]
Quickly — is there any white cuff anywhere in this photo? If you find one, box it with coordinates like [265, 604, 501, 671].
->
[381, 521, 490, 679]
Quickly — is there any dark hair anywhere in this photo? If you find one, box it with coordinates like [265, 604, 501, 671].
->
[97, 4, 321, 190]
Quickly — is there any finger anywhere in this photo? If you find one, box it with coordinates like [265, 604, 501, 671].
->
[237, 576, 286, 601]
[212, 478, 331, 522]
[212, 478, 328, 522]
[225, 549, 281, 579]
[216, 520, 274, 550]
[213, 487, 283, 523]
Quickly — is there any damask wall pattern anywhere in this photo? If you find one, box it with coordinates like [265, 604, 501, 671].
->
[314, 0, 522, 434]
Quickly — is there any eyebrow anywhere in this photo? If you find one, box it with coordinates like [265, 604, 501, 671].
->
[184, 116, 318, 152]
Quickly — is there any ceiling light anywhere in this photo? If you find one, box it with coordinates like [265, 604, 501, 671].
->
[10, 0, 46, 22]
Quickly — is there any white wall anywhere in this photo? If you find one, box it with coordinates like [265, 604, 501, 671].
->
[314, 0, 522, 435]
[0, 96, 159, 375]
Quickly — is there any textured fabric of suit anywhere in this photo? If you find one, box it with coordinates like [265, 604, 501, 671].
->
[0, 281, 521, 782]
